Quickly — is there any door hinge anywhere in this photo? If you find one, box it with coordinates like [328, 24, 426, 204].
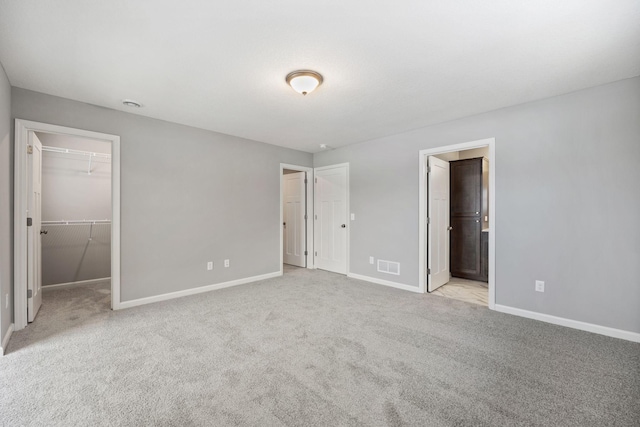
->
[315, 177, 317, 183]
[304, 251, 308, 256]
[427, 268, 431, 275]
[426, 217, 431, 224]
[27, 217, 33, 227]
[315, 251, 318, 257]
[304, 214, 308, 220]
[314, 214, 317, 220]
[27, 289, 33, 298]
[27, 145, 33, 154]
[304, 178, 308, 184]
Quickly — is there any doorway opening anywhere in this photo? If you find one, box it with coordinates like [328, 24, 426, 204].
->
[280, 164, 314, 275]
[419, 138, 496, 309]
[38, 132, 112, 320]
[14, 120, 121, 332]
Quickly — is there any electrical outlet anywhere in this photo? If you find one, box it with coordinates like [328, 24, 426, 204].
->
[207, 261, 213, 271]
[535, 280, 545, 292]
[369, 256, 374, 265]
[351, 213, 355, 220]
[224, 259, 230, 268]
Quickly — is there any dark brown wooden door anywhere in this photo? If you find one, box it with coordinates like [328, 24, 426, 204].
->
[480, 231, 489, 282]
[450, 216, 482, 279]
[450, 158, 484, 280]
[450, 159, 482, 217]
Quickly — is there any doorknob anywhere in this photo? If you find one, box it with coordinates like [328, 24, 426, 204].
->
[283, 222, 286, 228]
[341, 224, 346, 228]
[40, 230, 48, 235]
[447, 227, 453, 231]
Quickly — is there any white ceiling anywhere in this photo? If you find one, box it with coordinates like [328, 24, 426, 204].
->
[1, 1, 638, 153]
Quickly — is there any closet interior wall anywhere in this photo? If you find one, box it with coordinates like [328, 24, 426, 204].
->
[37, 132, 112, 286]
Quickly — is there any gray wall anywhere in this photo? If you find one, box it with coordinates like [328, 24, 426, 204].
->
[37, 133, 111, 221]
[0, 62, 12, 346]
[459, 147, 489, 160]
[12, 88, 313, 301]
[315, 77, 640, 334]
[37, 133, 112, 286]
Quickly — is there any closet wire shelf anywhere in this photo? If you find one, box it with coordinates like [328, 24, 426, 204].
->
[41, 220, 111, 241]
[42, 145, 111, 175]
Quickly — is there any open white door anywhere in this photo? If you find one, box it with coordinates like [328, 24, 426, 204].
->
[283, 172, 306, 267]
[427, 156, 450, 292]
[27, 132, 43, 321]
[315, 165, 348, 274]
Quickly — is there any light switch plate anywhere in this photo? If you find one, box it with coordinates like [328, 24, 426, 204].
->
[535, 280, 545, 292]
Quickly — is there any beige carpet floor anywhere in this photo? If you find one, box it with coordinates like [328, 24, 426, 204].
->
[1, 267, 638, 426]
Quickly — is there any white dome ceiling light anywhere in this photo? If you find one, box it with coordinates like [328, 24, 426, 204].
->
[286, 70, 323, 96]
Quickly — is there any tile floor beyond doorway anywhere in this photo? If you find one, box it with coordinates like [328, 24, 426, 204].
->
[431, 277, 488, 306]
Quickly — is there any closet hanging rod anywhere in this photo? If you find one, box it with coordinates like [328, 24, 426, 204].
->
[42, 219, 111, 225]
[41, 145, 111, 160]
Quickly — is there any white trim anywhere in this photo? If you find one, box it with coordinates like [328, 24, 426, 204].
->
[313, 163, 350, 275]
[418, 138, 496, 309]
[14, 119, 121, 330]
[495, 304, 640, 343]
[347, 273, 421, 293]
[118, 271, 281, 310]
[280, 164, 315, 273]
[1, 323, 14, 356]
[111, 136, 121, 310]
[43, 277, 111, 289]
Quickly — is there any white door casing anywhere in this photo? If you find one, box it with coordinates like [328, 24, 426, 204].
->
[283, 171, 306, 267]
[14, 119, 121, 332]
[27, 132, 43, 321]
[418, 138, 495, 309]
[315, 164, 348, 274]
[427, 156, 450, 292]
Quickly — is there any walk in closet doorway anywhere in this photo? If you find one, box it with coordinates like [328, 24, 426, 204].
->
[32, 132, 112, 321]
[14, 120, 121, 331]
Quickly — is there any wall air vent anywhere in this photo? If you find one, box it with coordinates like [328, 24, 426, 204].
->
[377, 260, 400, 276]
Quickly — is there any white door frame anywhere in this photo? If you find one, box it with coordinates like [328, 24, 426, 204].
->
[280, 164, 314, 273]
[313, 163, 350, 275]
[14, 119, 121, 330]
[418, 138, 496, 309]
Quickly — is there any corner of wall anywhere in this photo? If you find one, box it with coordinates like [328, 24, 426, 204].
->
[0, 59, 13, 347]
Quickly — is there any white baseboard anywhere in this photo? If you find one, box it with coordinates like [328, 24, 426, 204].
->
[117, 271, 282, 310]
[494, 304, 640, 343]
[347, 273, 421, 293]
[1, 323, 14, 356]
[44, 277, 111, 289]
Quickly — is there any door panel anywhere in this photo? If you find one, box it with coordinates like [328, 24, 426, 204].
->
[450, 216, 482, 280]
[315, 166, 347, 274]
[450, 159, 482, 216]
[427, 156, 450, 292]
[480, 231, 489, 282]
[283, 172, 306, 267]
[27, 132, 43, 322]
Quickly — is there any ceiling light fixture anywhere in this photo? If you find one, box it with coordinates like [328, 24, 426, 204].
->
[286, 70, 323, 96]
[122, 99, 142, 108]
